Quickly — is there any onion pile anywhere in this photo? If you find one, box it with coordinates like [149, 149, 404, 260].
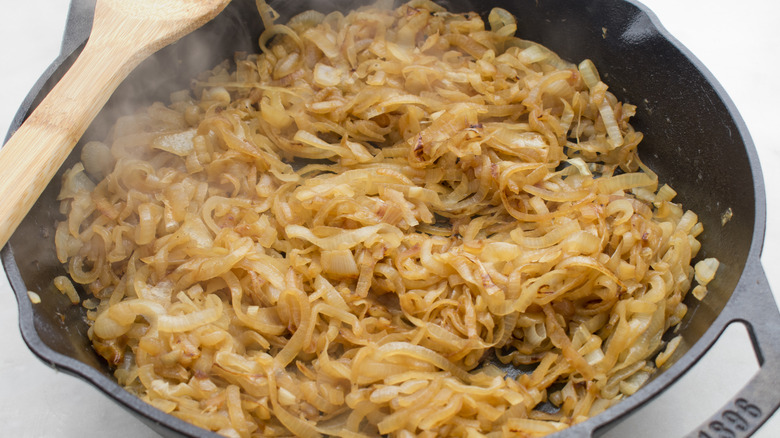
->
[54, 0, 716, 436]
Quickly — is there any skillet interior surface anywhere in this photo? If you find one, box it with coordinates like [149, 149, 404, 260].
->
[1, 0, 764, 436]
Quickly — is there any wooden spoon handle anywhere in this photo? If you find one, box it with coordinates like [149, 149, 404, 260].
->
[0, 37, 139, 247]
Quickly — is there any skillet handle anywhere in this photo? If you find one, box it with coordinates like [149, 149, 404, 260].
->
[684, 264, 780, 438]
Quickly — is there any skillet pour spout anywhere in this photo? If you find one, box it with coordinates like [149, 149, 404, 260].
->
[2, 0, 779, 437]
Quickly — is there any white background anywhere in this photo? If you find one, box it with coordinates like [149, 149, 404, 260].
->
[0, 1, 778, 437]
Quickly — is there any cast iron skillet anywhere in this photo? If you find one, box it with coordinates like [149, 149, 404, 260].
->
[3, 0, 779, 436]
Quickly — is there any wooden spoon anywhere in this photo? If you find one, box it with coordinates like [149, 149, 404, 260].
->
[0, 0, 230, 247]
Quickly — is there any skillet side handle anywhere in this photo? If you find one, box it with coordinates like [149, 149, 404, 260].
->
[684, 264, 780, 438]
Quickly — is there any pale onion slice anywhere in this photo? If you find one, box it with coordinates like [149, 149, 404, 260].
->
[578, 59, 601, 89]
[53, 275, 80, 304]
[152, 129, 196, 156]
[694, 257, 720, 285]
[27, 291, 41, 304]
[655, 335, 683, 368]
[313, 63, 343, 87]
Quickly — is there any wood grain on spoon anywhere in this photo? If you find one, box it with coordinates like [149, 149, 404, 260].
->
[0, 0, 230, 247]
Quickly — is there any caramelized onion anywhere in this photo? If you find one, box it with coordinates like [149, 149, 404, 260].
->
[55, 1, 716, 436]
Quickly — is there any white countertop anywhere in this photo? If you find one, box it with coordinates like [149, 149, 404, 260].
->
[1, 1, 778, 437]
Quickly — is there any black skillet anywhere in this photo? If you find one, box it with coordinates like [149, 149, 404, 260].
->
[3, 0, 779, 436]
